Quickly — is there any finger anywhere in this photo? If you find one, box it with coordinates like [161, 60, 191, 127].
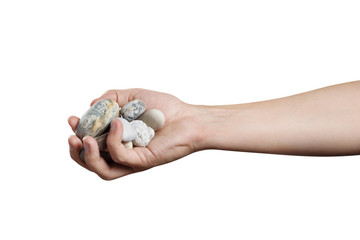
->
[107, 118, 148, 169]
[90, 90, 119, 106]
[83, 136, 134, 180]
[68, 116, 80, 133]
[90, 89, 131, 107]
[68, 135, 91, 171]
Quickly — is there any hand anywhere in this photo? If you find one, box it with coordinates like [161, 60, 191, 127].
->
[68, 88, 203, 180]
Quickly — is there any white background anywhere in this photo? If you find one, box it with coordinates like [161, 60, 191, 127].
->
[1, 0, 360, 239]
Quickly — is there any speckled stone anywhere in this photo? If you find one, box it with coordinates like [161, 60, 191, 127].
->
[120, 99, 146, 121]
[137, 109, 165, 131]
[130, 120, 155, 147]
[76, 99, 120, 139]
[114, 118, 137, 142]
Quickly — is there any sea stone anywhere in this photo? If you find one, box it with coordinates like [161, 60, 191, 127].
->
[120, 99, 146, 121]
[76, 99, 120, 139]
[137, 109, 165, 131]
[130, 120, 155, 147]
[123, 141, 133, 149]
[114, 118, 137, 142]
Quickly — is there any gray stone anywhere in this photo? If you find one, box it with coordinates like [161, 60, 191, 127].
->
[76, 99, 120, 139]
[120, 99, 146, 121]
[115, 118, 137, 142]
[137, 109, 165, 131]
[130, 120, 155, 147]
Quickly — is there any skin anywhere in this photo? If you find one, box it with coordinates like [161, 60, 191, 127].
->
[68, 81, 360, 180]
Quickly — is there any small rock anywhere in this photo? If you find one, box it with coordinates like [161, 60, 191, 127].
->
[130, 120, 155, 147]
[123, 141, 133, 149]
[120, 99, 146, 121]
[114, 118, 137, 142]
[137, 109, 165, 131]
[76, 99, 120, 139]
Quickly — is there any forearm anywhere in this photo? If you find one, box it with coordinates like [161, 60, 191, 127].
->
[193, 81, 360, 156]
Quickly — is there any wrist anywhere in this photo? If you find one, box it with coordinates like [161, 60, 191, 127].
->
[188, 104, 243, 151]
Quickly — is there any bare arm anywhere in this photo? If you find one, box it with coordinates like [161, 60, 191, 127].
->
[194, 80, 360, 156]
[68, 81, 360, 180]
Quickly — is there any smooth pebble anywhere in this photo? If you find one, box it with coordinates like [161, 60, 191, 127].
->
[114, 118, 137, 142]
[130, 120, 155, 147]
[123, 141, 133, 149]
[76, 99, 120, 139]
[137, 109, 165, 131]
[120, 99, 146, 121]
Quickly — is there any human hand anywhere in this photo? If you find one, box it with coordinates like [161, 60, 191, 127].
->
[68, 89, 203, 180]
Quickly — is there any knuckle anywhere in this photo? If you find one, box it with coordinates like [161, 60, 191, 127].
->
[105, 89, 117, 99]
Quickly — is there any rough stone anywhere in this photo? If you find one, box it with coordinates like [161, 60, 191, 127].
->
[120, 99, 146, 121]
[115, 118, 137, 142]
[137, 109, 165, 131]
[130, 120, 155, 147]
[76, 99, 120, 139]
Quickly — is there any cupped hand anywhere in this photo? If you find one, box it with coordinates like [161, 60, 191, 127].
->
[68, 88, 203, 180]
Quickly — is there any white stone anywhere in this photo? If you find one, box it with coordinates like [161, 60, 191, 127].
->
[130, 120, 155, 147]
[137, 109, 165, 131]
[123, 141, 133, 149]
[115, 118, 137, 142]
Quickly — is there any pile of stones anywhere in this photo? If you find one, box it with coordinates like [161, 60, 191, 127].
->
[75, 99, 165, 154]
